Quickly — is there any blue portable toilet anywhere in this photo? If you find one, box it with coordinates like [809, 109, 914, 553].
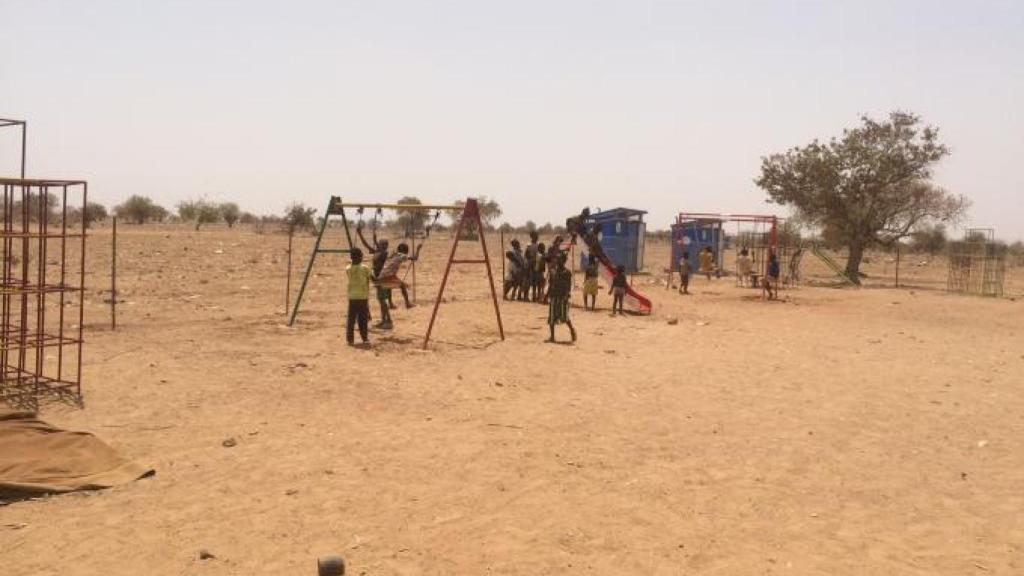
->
[670, 217, 724, 272]
[580, 208, 647, 273]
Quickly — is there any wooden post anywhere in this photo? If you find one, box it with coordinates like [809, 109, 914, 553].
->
[111, 216, 117, 330]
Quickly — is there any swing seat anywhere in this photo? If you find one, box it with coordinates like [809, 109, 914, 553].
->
[376, 276, 403, 289]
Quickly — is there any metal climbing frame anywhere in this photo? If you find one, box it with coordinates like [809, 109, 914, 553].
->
[0, 178, 87, 410]
[287, 197, 504, 349]
[947, 228, 1006, 297]
[670, 213, 786, 289]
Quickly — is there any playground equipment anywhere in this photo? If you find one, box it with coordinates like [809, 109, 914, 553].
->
[577, 207, 647, 273]
[0, 119, 87, 410]
[566, 209, 652, 314]
[669, 213, 791, 288]
[288, 197, 504, 349]
[810, 243, 856, 285]
[948, 228, 1007, 297]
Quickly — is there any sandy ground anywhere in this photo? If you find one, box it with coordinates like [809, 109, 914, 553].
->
[2, 223, 1023, 575]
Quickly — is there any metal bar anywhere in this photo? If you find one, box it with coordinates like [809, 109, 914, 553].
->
[329, 202, 462, 212]
[57, 186, 67, 378]
[1, 185, 10, 386]
[111, 216, 117, 330]
[36, 184, 47, 384]
[285, 229, 293, 316]
[423, 203, 467, 349]
[77, 182, 87, 398]
[20, 122, 26, 179]
[287, 197, 333, 326]
[476, 202, 504, 342]
[895, 242, 901, 288]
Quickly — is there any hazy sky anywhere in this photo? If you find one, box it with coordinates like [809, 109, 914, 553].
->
[2, 1, 1022, 237]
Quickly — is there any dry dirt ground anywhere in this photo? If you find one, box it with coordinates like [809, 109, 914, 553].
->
[2, 223, 1023, 575]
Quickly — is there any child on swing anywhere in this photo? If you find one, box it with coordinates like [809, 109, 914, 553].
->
[357, 221, 395, 327]
[375, 242, 420, 323]
[763, 249, 781, 300]
[546, 252, 577, 343]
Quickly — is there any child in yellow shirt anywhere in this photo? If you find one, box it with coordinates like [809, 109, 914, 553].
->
[346, 248, 372, 346]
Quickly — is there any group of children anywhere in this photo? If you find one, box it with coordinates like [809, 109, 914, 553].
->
[343, 225, 421, 346]
[676, 246, 780, 300]
[501, 231, 636, 343]
[501, 231, 576, 342]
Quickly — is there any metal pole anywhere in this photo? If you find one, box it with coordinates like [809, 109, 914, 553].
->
[423, 203, 467, 349]
[288, 200, 333, 326]
[20, 122, 26, 179]
[285, 229, 293, 316]
[412, 258, 416, 304]
[111, 216, 117, 330]
[895, 242, 901, 288]
[476, 204, 504, 341]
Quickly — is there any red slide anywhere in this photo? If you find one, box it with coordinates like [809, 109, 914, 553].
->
[580, 245, 653, 314]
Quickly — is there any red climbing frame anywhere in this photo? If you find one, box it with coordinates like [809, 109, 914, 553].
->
[423, 198, 504, 349]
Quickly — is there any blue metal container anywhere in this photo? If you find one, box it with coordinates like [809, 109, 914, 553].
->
[580, 208, 647, 273]
[671, 219, 724, 271]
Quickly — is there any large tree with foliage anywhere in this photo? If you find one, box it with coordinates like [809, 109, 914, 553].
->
[755, 111, 967, 282]
[178, 199, 222, 230]
[283, 202, 317, 235]
[394, 196, 426, 236]
[114, 195, 166, 224]
[448, 196, 502, 230]
[219, 202, 241, 228]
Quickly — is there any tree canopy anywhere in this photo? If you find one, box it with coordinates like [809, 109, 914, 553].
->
[755, 111, 968, 282]
[178, 199, 222, 230]
[394, 196, 426, 236]
[114, 195, 166, 225]
[283, 203, 317, 235]
[219, 202, 241, 228]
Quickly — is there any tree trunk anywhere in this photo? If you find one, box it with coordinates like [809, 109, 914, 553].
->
[845, 242, 864, 284]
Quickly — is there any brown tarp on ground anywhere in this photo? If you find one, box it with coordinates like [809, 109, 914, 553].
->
[0, 410, 154, 498]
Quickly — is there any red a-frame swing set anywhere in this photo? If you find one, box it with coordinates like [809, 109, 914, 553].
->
[288, 197, 504, 349]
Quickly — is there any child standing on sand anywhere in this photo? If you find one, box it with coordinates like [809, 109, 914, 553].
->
[699, 246, 715, 280]
[345, 248, 372, 346]
[764, 250, 780, 300]
[546, 253, 577, 343]
[678, 252, 692, 295]
[582, 254, 599, 310]
[609, 264, 628, 315]
[736, 247, 753, 287]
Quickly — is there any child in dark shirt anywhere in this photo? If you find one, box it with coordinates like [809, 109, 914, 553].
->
[546, 253, 577, 343]
[609, 264, 628, 315]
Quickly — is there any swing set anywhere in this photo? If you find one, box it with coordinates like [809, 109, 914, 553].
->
[287, 197, 504, 349]
[670, 212, 801, 293]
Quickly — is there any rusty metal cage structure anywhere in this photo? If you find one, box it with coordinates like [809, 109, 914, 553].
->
[0, 178, 87, 409]
[947, 228, 1006, 298]
[0, 118, 86, 410]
